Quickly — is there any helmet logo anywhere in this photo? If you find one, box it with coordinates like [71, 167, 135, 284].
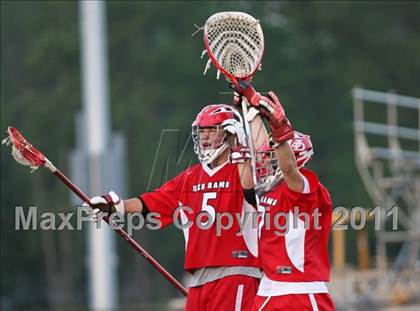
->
[290, 139, 305, 151]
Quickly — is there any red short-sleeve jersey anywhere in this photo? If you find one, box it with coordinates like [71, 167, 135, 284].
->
[140, 161, 259, 272]
[258, 168, 332, 282]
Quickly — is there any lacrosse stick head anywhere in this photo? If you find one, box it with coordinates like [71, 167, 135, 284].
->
[2, 126, 47, 171]
[203, 11, 264, 83]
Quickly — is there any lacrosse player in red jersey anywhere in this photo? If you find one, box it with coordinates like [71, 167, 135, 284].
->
[90, 104, 261, 311]
[238, 91, 335, 311]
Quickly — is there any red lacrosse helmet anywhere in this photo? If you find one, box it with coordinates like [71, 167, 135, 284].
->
[192, 104, 242, 164]
[255, 131, 314, 193]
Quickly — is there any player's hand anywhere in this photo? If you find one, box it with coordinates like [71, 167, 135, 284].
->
[89, 191, 125, 216]
[232, 91, 260, 122]
[232, 91, 242, 107]
[230, 80, 262, 107]
[222, 119, 247, 146]
[230, 145, 251, 164]
[258, 91, 294, 144]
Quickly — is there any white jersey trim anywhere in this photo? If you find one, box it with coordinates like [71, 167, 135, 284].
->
[284, 174, 309, 271]
[241, 200, 259, 257]
[302, 173, 310, 193]
[258, 296, 271, 311]
[178, 201, 189, 250]
[309, 294, 319, 311]
[189, 266, 261, 287]
[202, 160, 229, 177]
[285, 211, 306, 272]
[257, 274, 328, 297]
[235, 284, 244, 311]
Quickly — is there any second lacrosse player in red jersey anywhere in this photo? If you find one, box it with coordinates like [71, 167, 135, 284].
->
[90, 104, 261, 310]
[245, 91, 335, 311]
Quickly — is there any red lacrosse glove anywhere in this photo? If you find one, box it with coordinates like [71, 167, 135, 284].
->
[230, 145, 251, 164]
[258, 91, 294, 144]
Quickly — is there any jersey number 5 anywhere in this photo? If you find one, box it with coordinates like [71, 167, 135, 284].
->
[200, 192, 217, 226]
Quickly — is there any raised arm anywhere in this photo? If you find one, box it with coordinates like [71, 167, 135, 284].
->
[257, 91, 304, 193]
[233, 92, 268, 152]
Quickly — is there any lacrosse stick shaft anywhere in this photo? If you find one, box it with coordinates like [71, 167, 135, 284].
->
[3, 126, 188, 296]
[52, 169, 188, 297]
[241, 98, 258, 186]
[240, 99, 263, 241]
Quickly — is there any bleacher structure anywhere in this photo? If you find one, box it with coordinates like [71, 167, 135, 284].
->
[340, 87, 420, 309]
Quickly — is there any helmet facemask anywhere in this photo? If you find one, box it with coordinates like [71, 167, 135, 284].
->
[255, 132, 314, 194]
[192, 104, 243, 165]
[192, 124, 230, 164]
[255, 148, 282, 194]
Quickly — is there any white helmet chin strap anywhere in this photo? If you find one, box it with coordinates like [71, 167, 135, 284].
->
[198, 141, 230, 164]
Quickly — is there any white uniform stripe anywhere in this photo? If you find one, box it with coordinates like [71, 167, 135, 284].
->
[258, 296, 271, 311]
[178, 203, 190, 250]
[235, 284, 244, 311]
[309, 294, 319, 311]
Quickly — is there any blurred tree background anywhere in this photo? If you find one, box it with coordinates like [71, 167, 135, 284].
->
[1, 1, 419, 309]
